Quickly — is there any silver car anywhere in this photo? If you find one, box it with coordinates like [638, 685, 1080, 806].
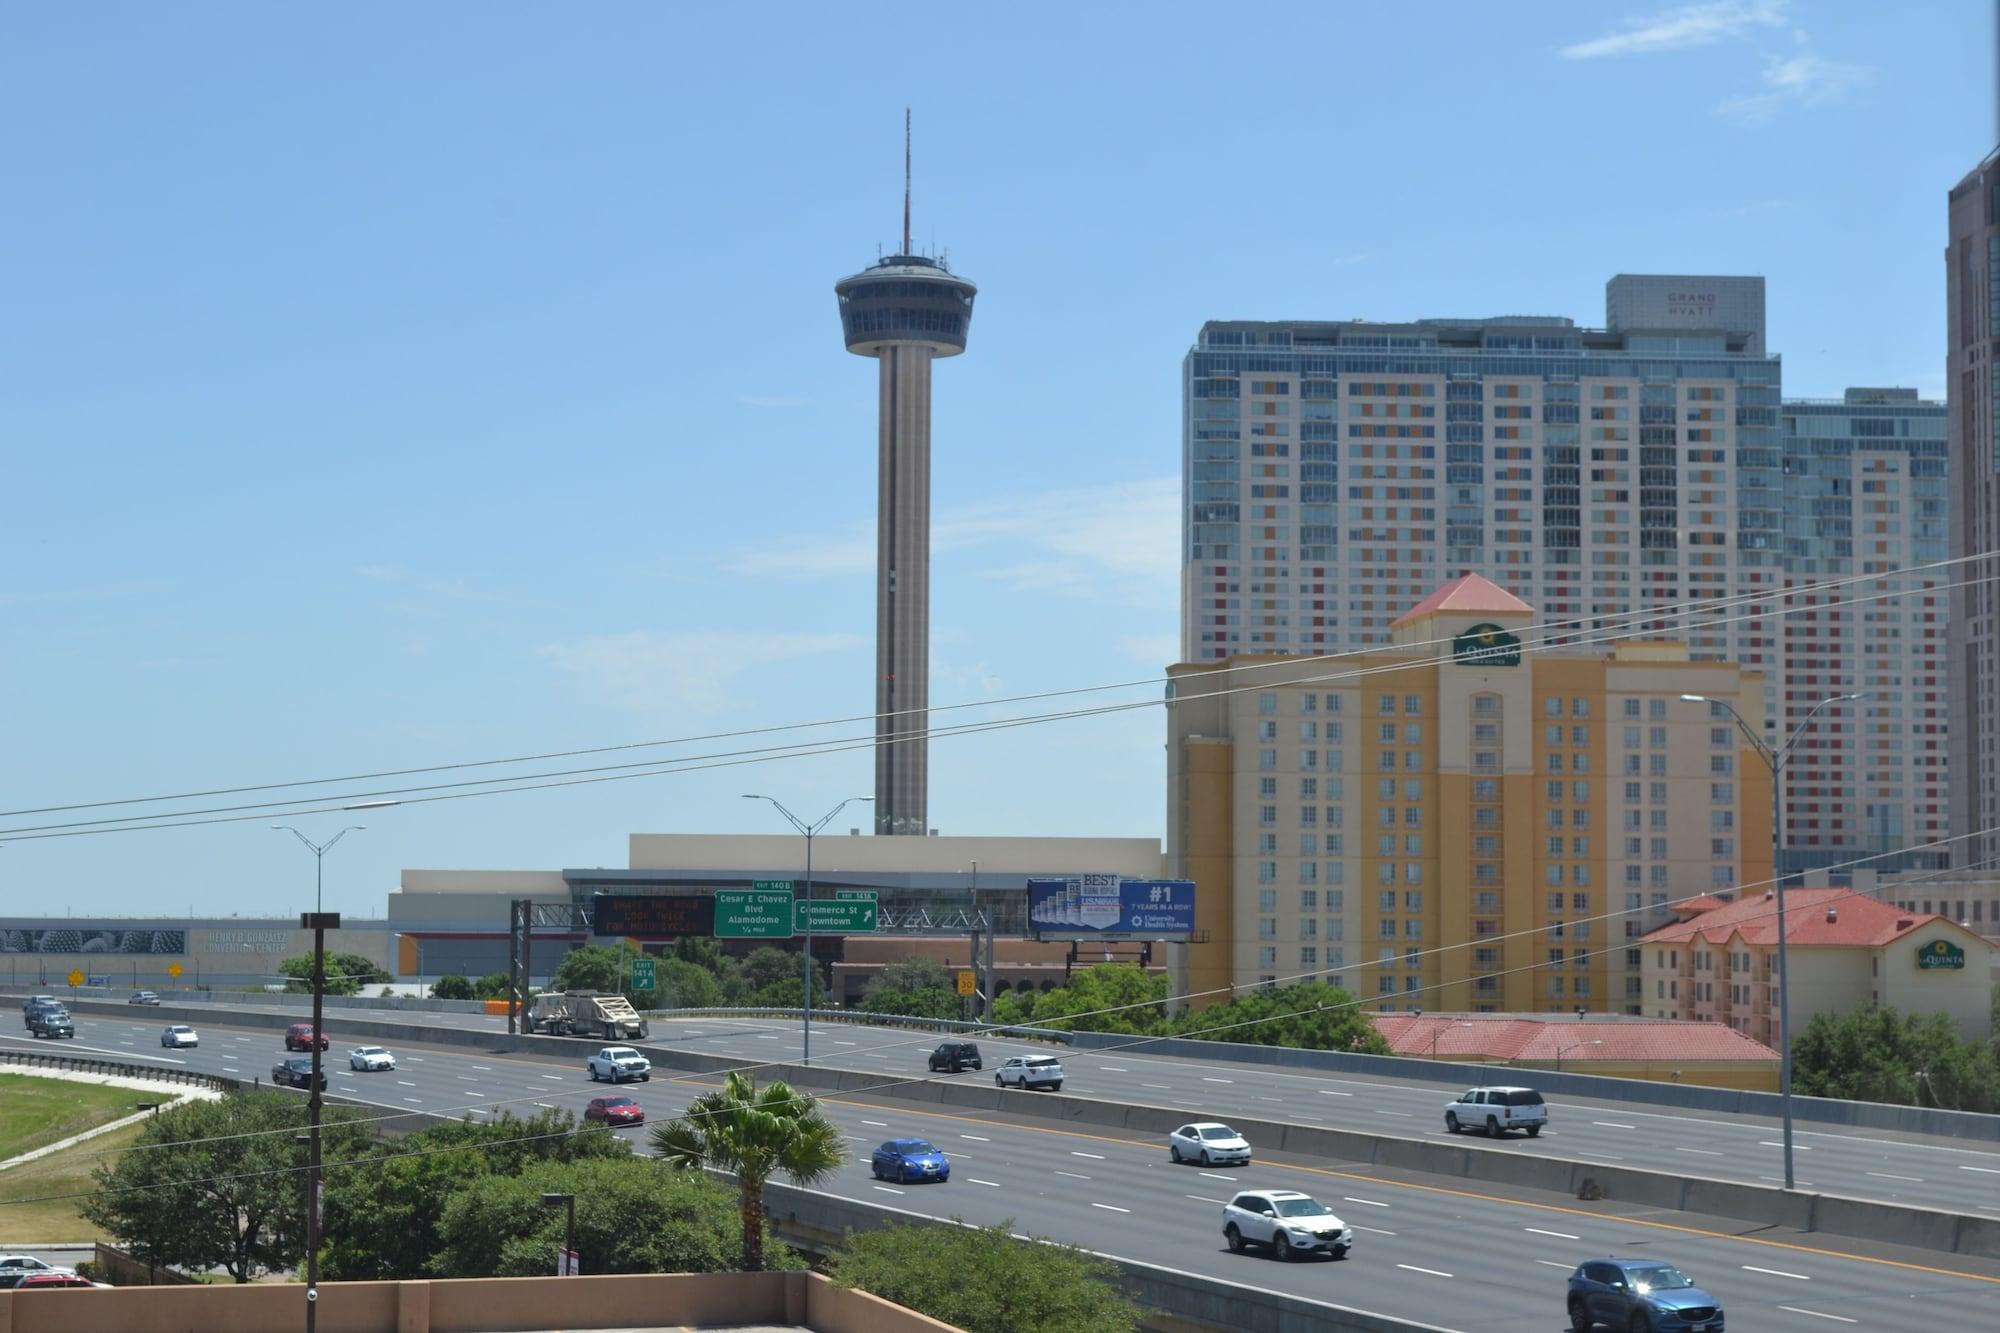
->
[1169, 1122, 1252, 1167]
[160, 1024, 199, 1048]
[1222, 1189, 1352, 1261]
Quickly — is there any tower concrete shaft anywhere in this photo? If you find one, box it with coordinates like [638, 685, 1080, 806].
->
[875, 343, 933, 835]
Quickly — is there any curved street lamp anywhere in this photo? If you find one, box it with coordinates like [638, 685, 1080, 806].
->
[742, 794, 872, 1065]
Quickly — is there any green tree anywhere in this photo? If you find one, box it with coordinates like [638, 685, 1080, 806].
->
[1003, 964, 1167, 1035]
[276, 952, 390, 996]
[470, 973, 516, 1000]
[83, 1092, 372, 1283]
[648, 1071, 843, 1271]
[435, 1157, 799, 1278]
[1172, 981, 1388, 1053]
[549, 943, 626, 994]
[430, 974, 474, 1001]
[860, 956, 961, 1019]
[321, 1107, 631, 1281]
[658, 956, 722, 1009]
[829, 1220, 1140, 1333]
[670, 934, 733, 978]
[1793, 1002, 2000, 1113]
[736, 945, 828, 1007]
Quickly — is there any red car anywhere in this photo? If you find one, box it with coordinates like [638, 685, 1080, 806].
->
[583, 1096, 645, 1127]
[284, 1023, 329, 1052]
[17, 1273, 96, 1289]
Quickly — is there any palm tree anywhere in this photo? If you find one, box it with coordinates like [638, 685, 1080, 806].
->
[648, 1070, 844, 1271]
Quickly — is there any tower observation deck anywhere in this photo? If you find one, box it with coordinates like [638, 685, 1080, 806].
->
[835, 238, 976, 835]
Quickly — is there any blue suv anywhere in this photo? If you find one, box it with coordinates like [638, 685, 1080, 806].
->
[1567, 1259, 1723, 1332]
[869, 1138, 950, 1184]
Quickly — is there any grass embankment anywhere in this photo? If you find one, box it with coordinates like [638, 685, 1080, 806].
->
[0, 1076, 155, 1163]
[0, 1117, 146, 1243]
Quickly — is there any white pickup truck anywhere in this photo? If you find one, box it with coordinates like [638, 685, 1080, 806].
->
[586, 1046, 651, 1084]
[1443, 1085, 1548, 1137]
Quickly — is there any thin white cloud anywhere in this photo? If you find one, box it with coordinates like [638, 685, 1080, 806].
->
[540, 629, 865, 713]
[1715, 51, 1871, 118]
[720, 477, 1180, 606]
[1561, 0, 1786, 60]
[738, 394, 808, 409]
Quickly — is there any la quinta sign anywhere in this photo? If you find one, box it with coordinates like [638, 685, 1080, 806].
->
[1452, 622, 1521, 667]
[1916, 939, 1965, 971]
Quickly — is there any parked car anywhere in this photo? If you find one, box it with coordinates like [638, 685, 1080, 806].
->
[1168, 1122, 1252, 1167]
[161, 1024, 199, 1048]
[0, 1256, 63, 1274]
[927, 1040, 983, 1072]
[1567, 1259, 1724, 1332]
[271, 1057, 326, 1090]
[870, 1138, 950, 1183]
[284, 1023, 329, 1052]
[1221, 1190, 1352, 1261]
[583, 1095, 645, 1127]
[15, 1273, 99, 1289]
[586, 1046, 651, 1083]
[27, 1008, 74, 1040]
[995, 1054, 1064, 1091]
[348, 1046, 396, 1072]
[1444, 1085, 1548, 1137]
[128, 991, 161, 1005]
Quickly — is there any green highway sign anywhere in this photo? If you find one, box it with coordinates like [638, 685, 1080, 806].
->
[716, 888, 796, 938]
[795, 899, 877, 934]
[629, 958, 656, 990]
[835, 889, 878, 901]
[752, 879, 794, 893]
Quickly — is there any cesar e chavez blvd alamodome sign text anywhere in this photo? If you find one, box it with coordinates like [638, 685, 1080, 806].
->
[1917, 938, 1966, 970]
[715, 888, 796, 939]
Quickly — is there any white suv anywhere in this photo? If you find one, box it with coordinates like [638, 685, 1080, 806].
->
[1221, 1190, 1352, 1261]
[1444, 1085, 1547, 1137]
[995, 1054, 1064, 1091]
[587, 1046, 651, 1083]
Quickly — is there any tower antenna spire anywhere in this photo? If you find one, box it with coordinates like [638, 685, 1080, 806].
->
[902, 107, 912, 256]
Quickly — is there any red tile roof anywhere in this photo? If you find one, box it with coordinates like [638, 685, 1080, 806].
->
[1370, 1013, 1778, 1064]
[1390, 573, 1534, 628]
[1639, 888, 1949, 949]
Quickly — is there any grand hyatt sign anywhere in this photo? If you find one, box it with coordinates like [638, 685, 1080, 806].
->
[1665, 291, 1718, 318]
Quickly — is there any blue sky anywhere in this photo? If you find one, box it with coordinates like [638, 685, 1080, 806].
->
[2, 2, 1992, 916]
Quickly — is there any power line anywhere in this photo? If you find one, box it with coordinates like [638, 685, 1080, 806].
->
[4, 565, 1989, 843]
[5, 546, 1989, 824]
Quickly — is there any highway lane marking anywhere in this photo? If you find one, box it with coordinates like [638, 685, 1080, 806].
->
[536, 1103, 554, 1109]
[1054, 1170, 1092, 1180]
[1778, 1308, 1856, 1324]
[456, 1076, 480, 1082]
[1202, 1077, 1234, 1084]
[1525, 1228, 1579, 1240]
[117, 1040, 133, 1046]
[1760, 1141, 1812, 1149]
[1258, 1097, 1282, 1103]
[834, 1040, 856, 1046]
[1961, 1165, 2000, 1174]
[1865, 1172, 1923, 1182]
[872, 1186, 904, 1195]
[1342, 1196, 1390, 1208]
[1759, 1177, 1816, 1188]
[1185, 1195, 1226, 1204]
[1743, 1265, 1811, 1280]
[1593, 1121, 1637, 1129]
[1579, 1151, 1626, 1160]
[960, 1135, 990, 1142]
[1534, 1260, 1572, 1270]
[403, 1098, 422, 1104]
[471, 1064, 492, 1071]
[862, 1120, 888, 1127]
[842, 1136, 867, 1142]
[541, 1075, 564, 1082]
[1097, 1066, 1129, 1072]
[1677, 1148, 1726, 1157]
[1142, 1083, 1173, 1090]
[1376, 1111, 1413, 1118]
[396, 1080, 416, 1086]
[1397, 1264, 1452, 1278]
[1318, 1090, 1352, 1096]
[1071, 1152, 1105, 1159]
[1295, 1114, 1323, 1121]
[1353, 1225, 1397, 1236]
[969, 1178, 1000, 1188]
[1091, 1203, 1131, 1213]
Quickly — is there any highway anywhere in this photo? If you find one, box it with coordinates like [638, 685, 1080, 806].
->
[24, 994, 2000, 1218]
[6, 1007, 1997, 1332]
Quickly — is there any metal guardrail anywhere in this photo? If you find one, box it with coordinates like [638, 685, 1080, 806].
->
[0, 1046, 239, 1092]
[645, 1005, 1072, 1043]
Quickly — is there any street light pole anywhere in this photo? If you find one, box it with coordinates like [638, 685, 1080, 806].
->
[297, 911, 339, 1332]
[742, 794, 872, 1066]
[1554, 1038, 1601, 1073]
[1682, 690, 1866, 1190]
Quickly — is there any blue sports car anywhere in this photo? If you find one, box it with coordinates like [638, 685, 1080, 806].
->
[1567, 1259, 1723, 1332]
[870, 1138, 950, 1184]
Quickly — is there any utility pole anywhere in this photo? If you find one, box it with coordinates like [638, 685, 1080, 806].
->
[743, 794, 872, 1065]
[299, 910, 339, 1332]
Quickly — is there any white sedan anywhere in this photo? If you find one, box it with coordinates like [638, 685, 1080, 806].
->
[160, 1025, 199, 1048]
[348, 1046, 396, 1072]
[1168, 1121, 1252, 1167]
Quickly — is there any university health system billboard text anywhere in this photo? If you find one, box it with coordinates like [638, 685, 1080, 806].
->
[1026, 876, 1195, 939]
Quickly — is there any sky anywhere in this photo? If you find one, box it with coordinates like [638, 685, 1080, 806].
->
[2, 2, 1994, 918]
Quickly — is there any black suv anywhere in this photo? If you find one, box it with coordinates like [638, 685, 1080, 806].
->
[928, 1041, 982, 1072]
[28, 1008, 74, 1039]
[271, 1057, 327, 1091]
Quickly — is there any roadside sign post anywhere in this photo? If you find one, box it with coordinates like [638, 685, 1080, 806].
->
[629, 958, 656, 992]
[956, 970, 975, 996]
[66, 969, 83, 989]
[793, 900, 877, 934]
[167, 963, 183, 979]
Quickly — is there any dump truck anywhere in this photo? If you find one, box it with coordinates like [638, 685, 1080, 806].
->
[528, 990, 650, 1040]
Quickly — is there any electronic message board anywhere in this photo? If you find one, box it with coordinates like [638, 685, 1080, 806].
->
[590, 893, 716, 940]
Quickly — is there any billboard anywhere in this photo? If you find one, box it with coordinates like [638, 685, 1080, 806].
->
[591, 893, 715, 940]
[1027, 877, 1194, 939]
[0, 929, 186, 955]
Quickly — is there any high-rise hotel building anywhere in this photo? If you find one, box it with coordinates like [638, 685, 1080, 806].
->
[1779, 389, 1949, 875]
[1180, 276, 1782, 677]
[1947, 150, 2000, 872]
[1166, 574, 1771, 1014]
